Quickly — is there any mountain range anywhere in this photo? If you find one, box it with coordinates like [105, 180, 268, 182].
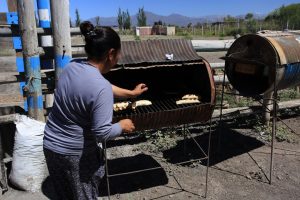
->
[88, 11, 266, 27]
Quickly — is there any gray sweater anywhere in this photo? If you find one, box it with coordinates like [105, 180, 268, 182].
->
[43, 60, 122, 155]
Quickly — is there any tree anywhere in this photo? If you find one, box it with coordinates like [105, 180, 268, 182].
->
[117, 8, 123, 30]
[223, 15, 236, 23]
[117, 8, 131, 30]
[95, 16, 100, 26]
[195, 22, 202, 28]
[245, 13, 254, 20]
[245, 12, 256, 33]
[154, 20, 163, 26]
[265, 3, 300, 30]
[122, 9, 131, 30]
[70, 18, 73, 27]
[75, 9, 81, 27]
[137, 7, 147, 26]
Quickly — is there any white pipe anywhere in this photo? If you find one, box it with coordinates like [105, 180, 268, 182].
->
[192, 39, 235, 51]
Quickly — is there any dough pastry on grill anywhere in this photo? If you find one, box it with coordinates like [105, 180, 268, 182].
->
[132, 100, 152, 109]
[113, 101, 130, 112]
[182, 94, 199, 100]
[176, 99, 200, 105]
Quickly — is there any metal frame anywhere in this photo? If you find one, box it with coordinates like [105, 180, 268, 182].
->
[103, 119, 213, 199]
[218, 68, 278, 184]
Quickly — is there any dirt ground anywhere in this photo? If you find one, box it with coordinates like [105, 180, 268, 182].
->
[1, 108, 300, 200]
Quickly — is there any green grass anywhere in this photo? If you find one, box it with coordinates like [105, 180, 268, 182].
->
[215, 88, 300, 108]
[254, 122, 296, 143]
[278, 89, 300, 101]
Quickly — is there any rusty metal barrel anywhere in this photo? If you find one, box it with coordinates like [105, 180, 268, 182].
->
[223, 32, 300, 97]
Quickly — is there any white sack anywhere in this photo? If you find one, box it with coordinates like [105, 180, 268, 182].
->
[9, 115, 48, 192]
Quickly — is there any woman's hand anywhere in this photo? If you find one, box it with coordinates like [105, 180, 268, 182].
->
[119, 119, 135, 133]
[112, 83, 148, 98]
[132, 83, 148, 97]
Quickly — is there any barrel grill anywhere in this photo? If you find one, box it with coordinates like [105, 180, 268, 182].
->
[223, 32, 300, 97]
[104, 39, 216, 131]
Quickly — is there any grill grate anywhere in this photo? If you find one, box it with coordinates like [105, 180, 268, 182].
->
[113, 98, 213, 131]
[114, 98, 203, 117]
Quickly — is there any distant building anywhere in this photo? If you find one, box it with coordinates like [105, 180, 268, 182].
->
[166, 26, 176, 36]
[136, 26, 152, 36]
[136, 26, 176, 36]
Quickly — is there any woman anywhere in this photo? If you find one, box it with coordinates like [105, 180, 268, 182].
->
[43, 21, 148, 200]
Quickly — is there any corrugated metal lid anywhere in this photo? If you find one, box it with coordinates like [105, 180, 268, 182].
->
[116, 39, 202, 68]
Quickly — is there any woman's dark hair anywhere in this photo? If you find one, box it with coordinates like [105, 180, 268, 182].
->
[80, 21, 121, 61]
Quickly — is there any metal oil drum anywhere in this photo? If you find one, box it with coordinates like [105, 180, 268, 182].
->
[223, 31, 300, 97]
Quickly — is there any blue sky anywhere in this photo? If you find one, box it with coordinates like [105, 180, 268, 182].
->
[1, 0, 299, 20]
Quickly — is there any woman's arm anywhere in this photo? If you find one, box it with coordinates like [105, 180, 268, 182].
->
[112, 83, 148, 98]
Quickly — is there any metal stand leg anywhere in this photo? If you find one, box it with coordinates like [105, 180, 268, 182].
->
[204, 117, 212, 198]
[217, 70, 226, 154]
[269, 90, 278, 184]
[183, 124, 187, 156]
[104, 140, 111, 199]
[103, 124, 212, 199]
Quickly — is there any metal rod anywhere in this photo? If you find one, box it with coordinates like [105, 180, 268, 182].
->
[217, 69, 227, 154]
[189, 131, 208, 157]
[104, 140, 111, 199]
[107, 166, 163, 178]
[160, 157, 184, 191]
[173, 157, 209, 166]
[50, 0, 72, 83]
[17, 0, 45, 121]
[247, 152, 269, 182]
[270, 90, 278, 184]
[183, 124, 187, 156]
[205, 117, 212, 198]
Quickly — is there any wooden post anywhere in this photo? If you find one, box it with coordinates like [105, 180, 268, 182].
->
[37, 0, 53, 47]
[17, 0, 44, 121]
[37, 0, 54, 110]
[296, 86, 300, 94]
[263, 92, 273, 126]
[6, 0, 18, 11]
[50, 0, 72, 82]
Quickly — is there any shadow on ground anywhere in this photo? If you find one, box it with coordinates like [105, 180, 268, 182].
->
[99, 153, 168, 196]
[41, 154, 168, 198]
[163, 127, 265, 166]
